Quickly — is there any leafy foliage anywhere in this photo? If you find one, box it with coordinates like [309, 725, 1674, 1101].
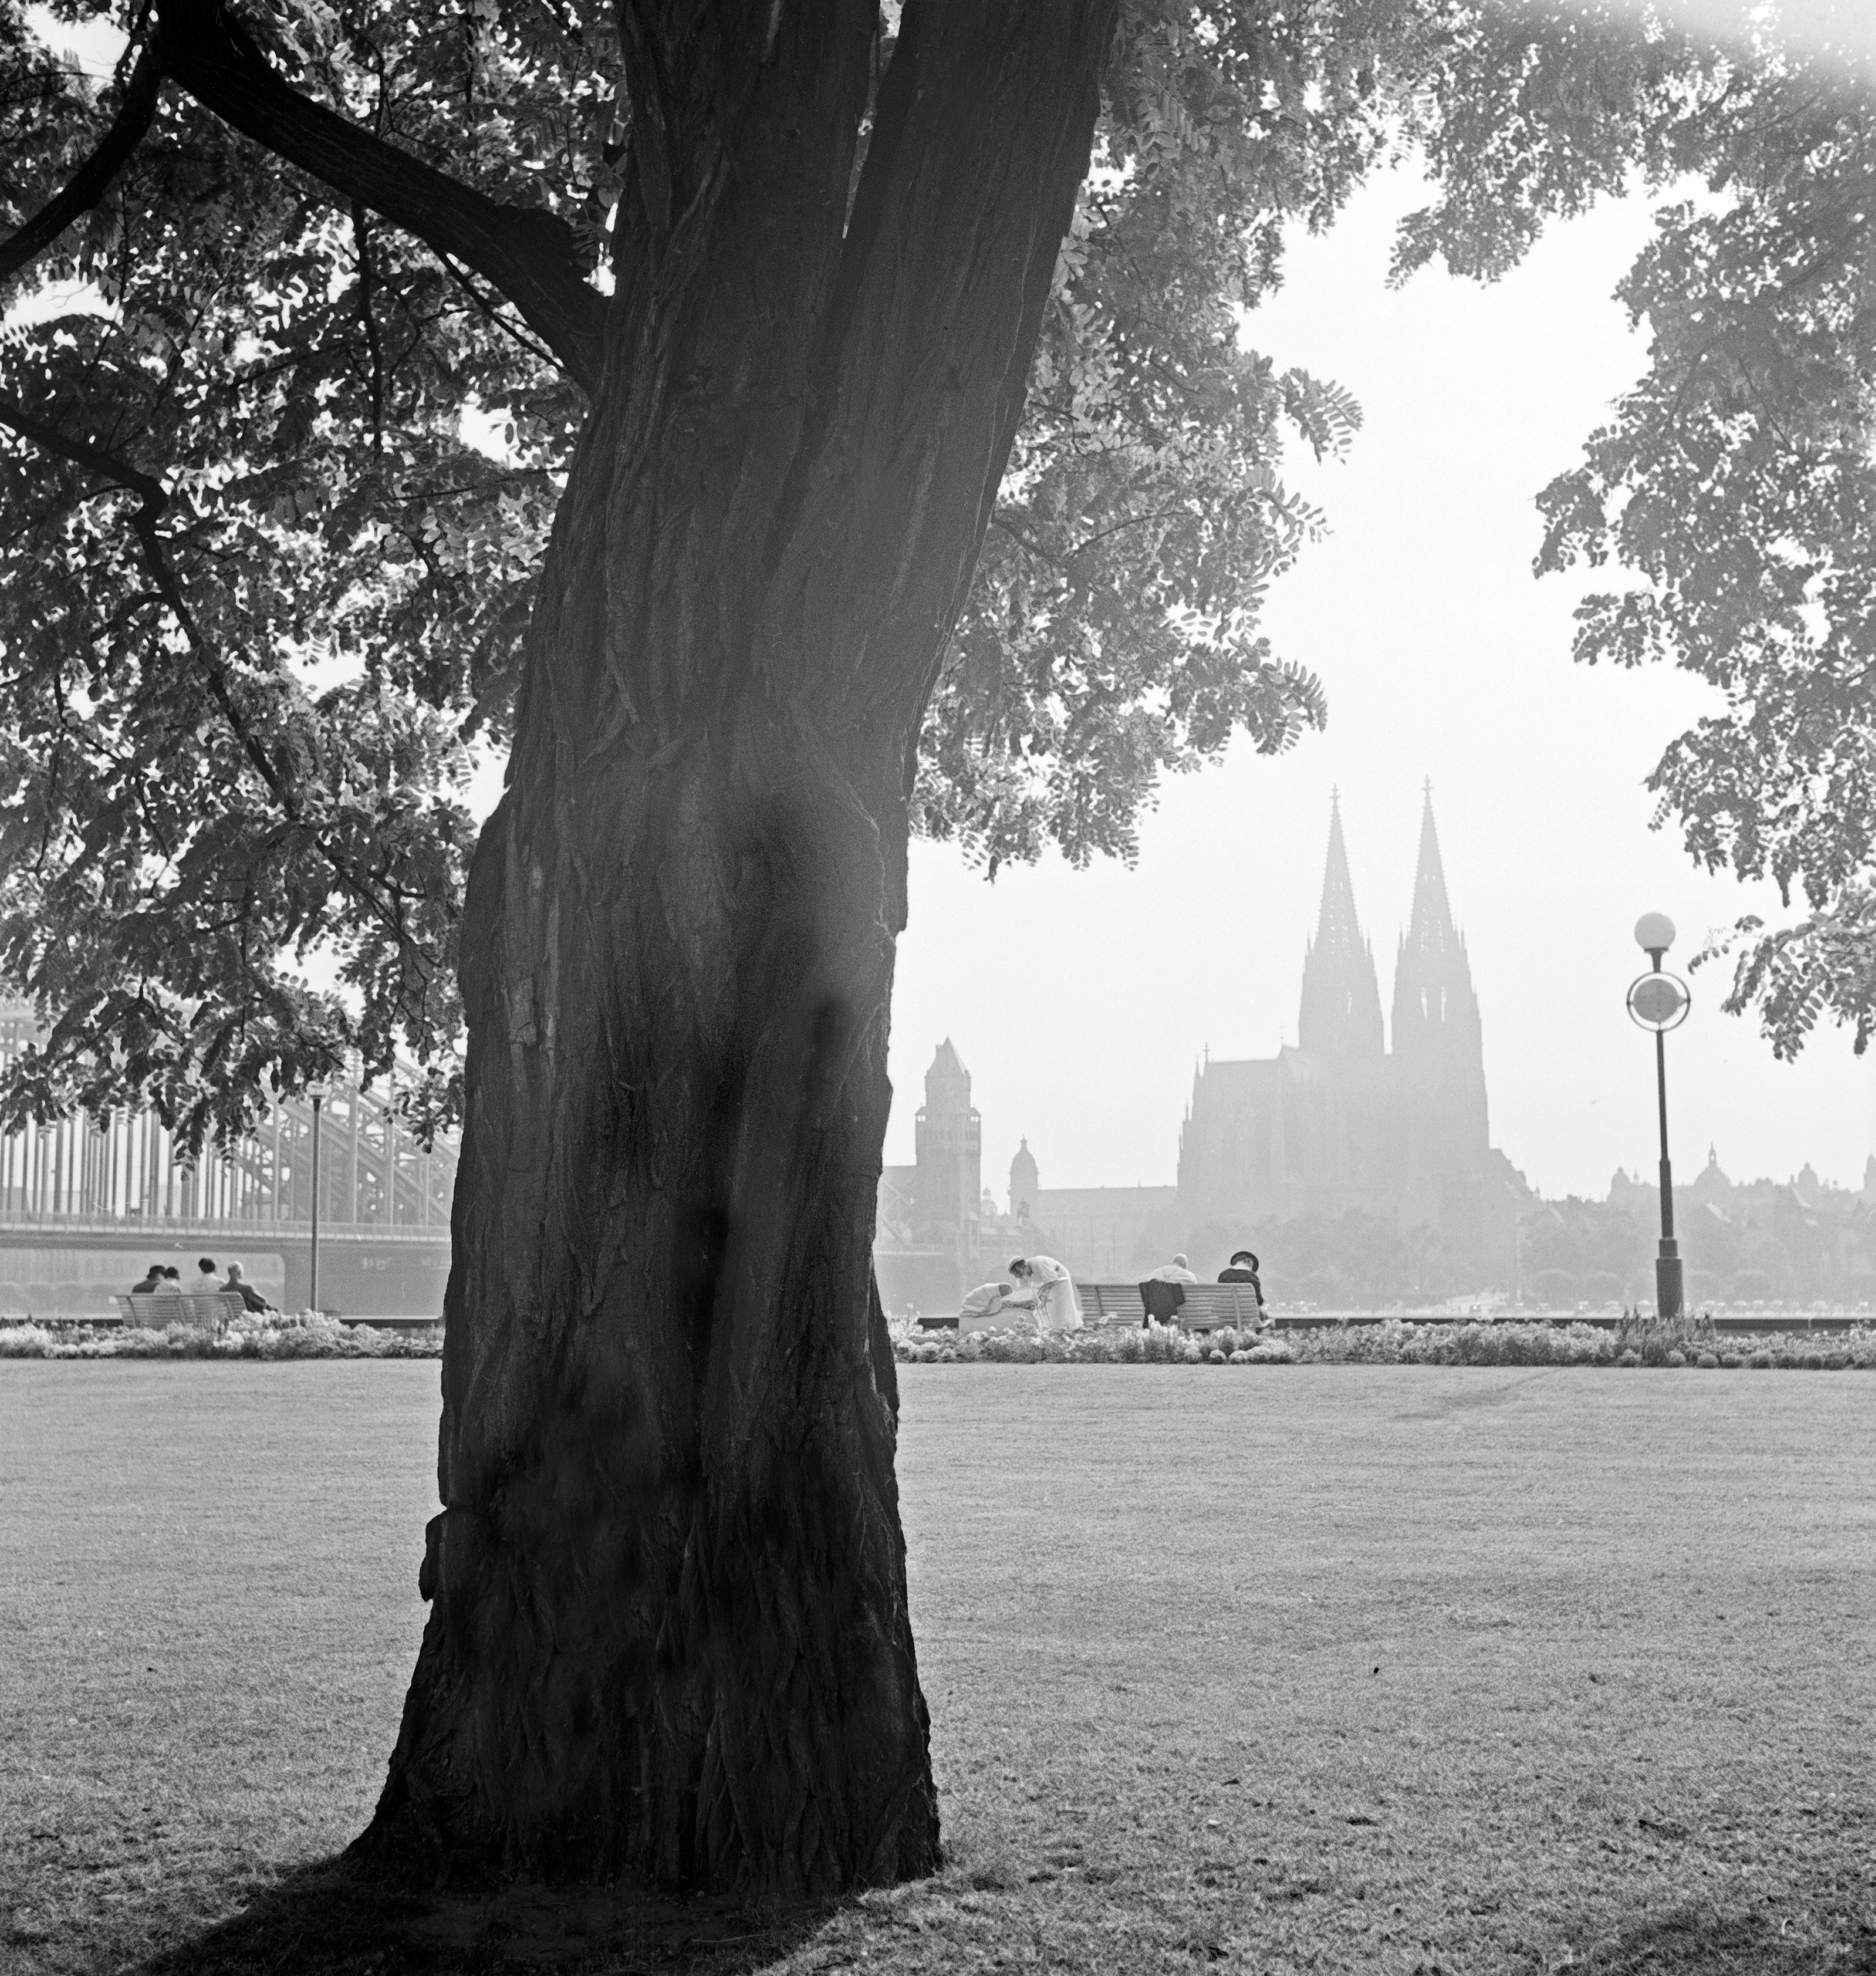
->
[917, 0, 1398, 870]
[920, 0, 1730, 872]
[1535, 15, 1876, 1055]
[0, 0, 1852, 1144]
[0, 2, 579, 1143]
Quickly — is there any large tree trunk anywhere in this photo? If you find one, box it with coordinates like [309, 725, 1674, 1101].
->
[354, 0, 1115, 1896]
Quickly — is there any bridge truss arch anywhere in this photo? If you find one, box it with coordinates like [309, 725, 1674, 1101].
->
[0, 1003, 457, 1231]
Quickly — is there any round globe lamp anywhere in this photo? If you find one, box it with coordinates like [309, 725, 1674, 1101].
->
[1634, 911, 1676, 968]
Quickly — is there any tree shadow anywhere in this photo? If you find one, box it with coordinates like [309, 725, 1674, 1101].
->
[133, 1855, 843, 1976]
[1575, 1902, 1876, 1976]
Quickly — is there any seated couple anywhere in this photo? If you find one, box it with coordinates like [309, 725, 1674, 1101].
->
[1139, 1248, 1267, 1325]
[1144, 1249, 1261, 1295]
[957, 1254, 1083, 1335]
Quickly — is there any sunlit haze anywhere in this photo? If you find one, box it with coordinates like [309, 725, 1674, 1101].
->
[884, 169, 1876, 1205]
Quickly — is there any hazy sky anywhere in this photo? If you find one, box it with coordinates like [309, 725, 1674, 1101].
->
[885, 168, 1876, 1204]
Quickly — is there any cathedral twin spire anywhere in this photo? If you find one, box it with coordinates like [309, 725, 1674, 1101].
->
[1297, 792, 1386, 1056]
[1297, 787, 1480, 1062]
[1392, 787, 1482, 1062]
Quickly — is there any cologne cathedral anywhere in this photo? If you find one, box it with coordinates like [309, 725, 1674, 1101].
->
[873, 791, 1525, 1308]
[1174, 791, 1523, 1281]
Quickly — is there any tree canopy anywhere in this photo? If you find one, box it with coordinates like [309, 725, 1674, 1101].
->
[1534, 7, 1876, 1056]
[0, 0, 1868, 1152]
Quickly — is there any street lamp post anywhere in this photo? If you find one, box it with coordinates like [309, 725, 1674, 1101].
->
[307, 1085, 328, 1316]
[1626, 914, 1692, 1322]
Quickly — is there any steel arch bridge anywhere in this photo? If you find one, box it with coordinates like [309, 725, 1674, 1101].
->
[0, 1003, 456, 1316]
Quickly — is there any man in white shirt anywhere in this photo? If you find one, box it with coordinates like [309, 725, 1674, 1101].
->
[1149, 1253, 1198, 1285]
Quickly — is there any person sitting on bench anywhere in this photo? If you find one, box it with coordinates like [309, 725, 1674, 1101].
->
[223, 1262, 274, 1314]
[1135, 1254, 1193, 1326]
[1218, 1249, 1268, 1320]
[129, 1263, 166, 1295]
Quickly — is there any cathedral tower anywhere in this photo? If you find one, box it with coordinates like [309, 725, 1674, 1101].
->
[1298, 795, 1385, 1057]
[1390, 788, 1488, 1152]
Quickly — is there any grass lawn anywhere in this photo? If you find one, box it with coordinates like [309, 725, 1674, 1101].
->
[2, 1361, 1872, 1974]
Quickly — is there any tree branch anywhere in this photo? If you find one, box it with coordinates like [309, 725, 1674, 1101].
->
[0, 391, 237, 713]
[433, 249, 562, 373]
[0, 43, 164, 292]
[0, 389, 437, 984]
[151, 0, 604, 392]
[352, 200, 386, 453]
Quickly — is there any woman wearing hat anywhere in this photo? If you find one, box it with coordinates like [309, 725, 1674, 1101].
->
[1218, 1248, 1265, 1315]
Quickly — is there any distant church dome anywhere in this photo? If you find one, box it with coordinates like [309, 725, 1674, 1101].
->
[1009, 1137, 1039, 1221]
[1691, 1144, 1731, 1196]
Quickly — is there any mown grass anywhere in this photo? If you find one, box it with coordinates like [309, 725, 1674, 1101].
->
[2, 1361, 1872, 1974]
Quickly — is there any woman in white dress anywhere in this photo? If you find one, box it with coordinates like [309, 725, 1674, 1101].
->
[1007, 1254, 1083, 1334]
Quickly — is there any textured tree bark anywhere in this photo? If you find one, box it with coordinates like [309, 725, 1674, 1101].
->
[354, 0, 1116, 1896]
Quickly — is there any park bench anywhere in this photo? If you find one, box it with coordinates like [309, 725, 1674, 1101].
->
[1077, 1281, 1269, 1334]
[917, 1280, 1271, 1334]
[112, 1290, 246, 1331]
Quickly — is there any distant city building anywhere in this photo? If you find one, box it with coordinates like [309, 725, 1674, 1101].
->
[1605, 1148, 1876, 1307]
[875, 1040, 984, 1312]
[913, 1040, 980, 1249]
[1174, 790, 1522, 1282]
[873, 1041, 1175, 1303]
[869, 811, 1875, 1312]
[1026, 1173, 1178, 1280]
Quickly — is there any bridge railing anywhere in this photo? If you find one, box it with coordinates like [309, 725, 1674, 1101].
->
[0, 1210, 449, 1242]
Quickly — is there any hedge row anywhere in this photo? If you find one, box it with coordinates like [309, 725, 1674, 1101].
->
[894, 1318, 1876, 1371]
[0, 1312, 444, 1360]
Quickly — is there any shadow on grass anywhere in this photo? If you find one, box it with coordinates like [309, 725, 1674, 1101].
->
[133, 1857, 841, 1976]
[1581, 1902, 1876, 1975]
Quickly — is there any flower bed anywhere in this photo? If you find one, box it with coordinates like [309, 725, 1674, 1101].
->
[893, 1318, 1876, 1370]
[0, 1311, 443, 1360]
[9, 1312, 1866, 1371]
